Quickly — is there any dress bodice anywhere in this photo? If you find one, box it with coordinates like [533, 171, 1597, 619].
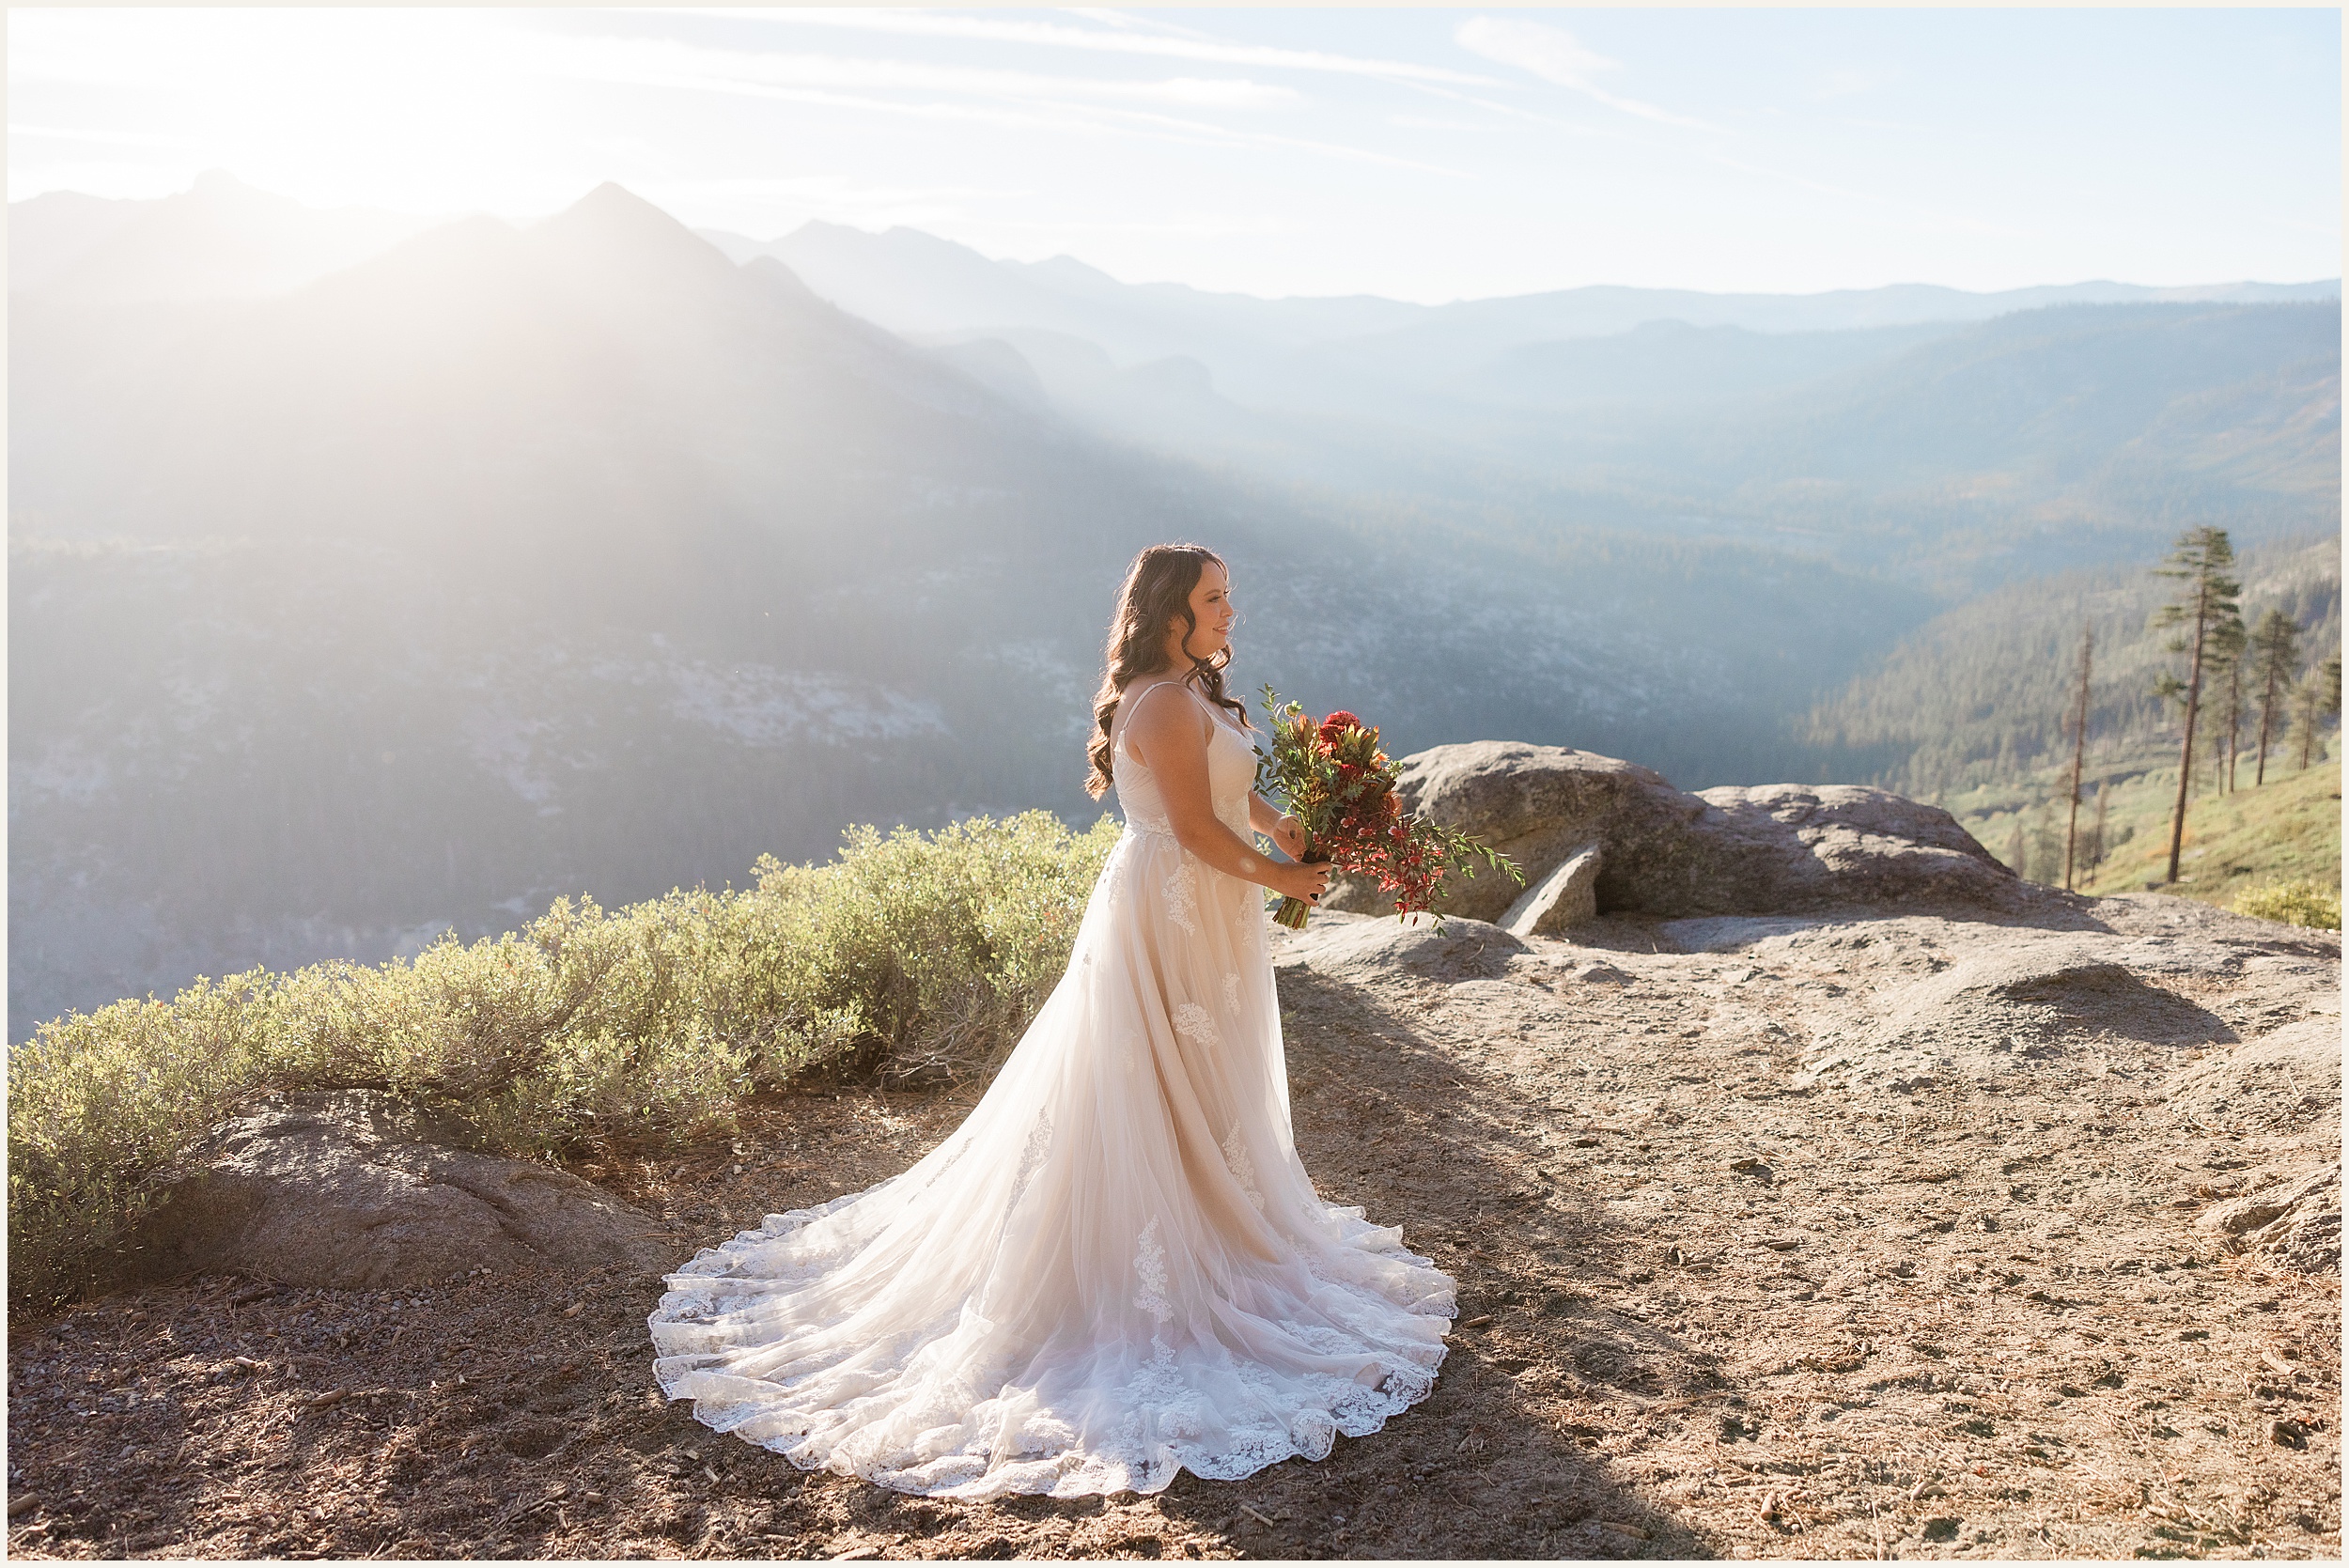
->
[1112, 681, 1255, 841]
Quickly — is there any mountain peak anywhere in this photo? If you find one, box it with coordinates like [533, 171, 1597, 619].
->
[174, 170, 319, 219]
[544, 181, 692, 235]
[530, 182, 733, 282]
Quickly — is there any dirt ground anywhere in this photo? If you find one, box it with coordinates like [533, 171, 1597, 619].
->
[7, 893, 2341, 1560]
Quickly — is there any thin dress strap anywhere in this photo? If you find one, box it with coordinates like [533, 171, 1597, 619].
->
[1112, 678, 1214, 764]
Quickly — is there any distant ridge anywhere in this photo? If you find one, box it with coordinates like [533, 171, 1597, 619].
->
[699, 216, 2341, 434]
[704, 217, 2338, 366]
[8, 170, 433, 303]
[11, 170, 2331, 327]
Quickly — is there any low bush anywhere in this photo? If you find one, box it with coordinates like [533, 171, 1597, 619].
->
[8, 812, 1119, 1315]
[2232, 878, 2343, 930]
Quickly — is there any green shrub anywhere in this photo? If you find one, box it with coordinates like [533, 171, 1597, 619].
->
[2232, 879, 2343, 930]
[8, 812, 1119, 1315]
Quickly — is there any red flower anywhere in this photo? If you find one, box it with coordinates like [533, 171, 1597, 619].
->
[1318, 710, 1363, 742]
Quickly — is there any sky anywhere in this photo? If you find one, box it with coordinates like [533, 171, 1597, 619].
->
[8, 7, 2341, 303]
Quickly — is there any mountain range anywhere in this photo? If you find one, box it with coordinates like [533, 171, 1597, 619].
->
[8, 173, 2341, 1037]
[706, 220, 2338, 587]
[708, 217, 2333, 402]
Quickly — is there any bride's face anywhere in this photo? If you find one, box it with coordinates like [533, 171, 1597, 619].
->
[1174, 562, 1235, 663]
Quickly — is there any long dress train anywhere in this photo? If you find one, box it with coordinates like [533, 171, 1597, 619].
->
[647, 679, 1455, 1498]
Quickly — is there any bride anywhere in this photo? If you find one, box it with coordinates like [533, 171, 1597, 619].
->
[649, 543, 1455, 1498]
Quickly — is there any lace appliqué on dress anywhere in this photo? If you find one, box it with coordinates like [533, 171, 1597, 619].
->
[1233, 894, 1261, 943]
[1221, 972, 1242, 1015]
[1162, 860, 1201, 935]
[1173, 1003, 1219, 1050]
[1133, 1218, 1174, 1327]
[1008, 1112, 1052, 1209]
[1222, 1125, 1264, 1212]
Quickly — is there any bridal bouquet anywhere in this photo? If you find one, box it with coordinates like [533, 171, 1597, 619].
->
[1252, 688, 1521, 930]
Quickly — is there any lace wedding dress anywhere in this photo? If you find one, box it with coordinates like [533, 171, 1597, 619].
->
[649, 679, 1455, 1498]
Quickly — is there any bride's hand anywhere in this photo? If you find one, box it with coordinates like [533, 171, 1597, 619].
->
[1270, 814, 1307, 862]
[1273, 860, 1331, 904]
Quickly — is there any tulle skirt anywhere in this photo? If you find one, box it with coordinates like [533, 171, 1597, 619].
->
[648, 824, 1455, 1498]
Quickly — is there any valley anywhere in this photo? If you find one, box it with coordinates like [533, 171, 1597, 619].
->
[8, 173, 2341, 1038]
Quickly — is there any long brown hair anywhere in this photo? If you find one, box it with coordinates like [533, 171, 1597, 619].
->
[1085, 543, 1252, 799]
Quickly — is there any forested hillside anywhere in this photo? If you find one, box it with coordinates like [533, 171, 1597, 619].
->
[1808, 533, 2341, 798]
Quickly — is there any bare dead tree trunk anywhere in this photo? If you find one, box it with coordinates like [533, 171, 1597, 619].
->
[2087, 781, 2108, 886]
[2062, 627, 2092, 892]
[2256, 658, 2281, 786]
[2223, 654, 2242, 793]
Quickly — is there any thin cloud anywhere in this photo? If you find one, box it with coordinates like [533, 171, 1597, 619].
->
[1061, 10, 1228, 44]
[9, 123, 192, 148]
[535, 35, 1300, 111]
[674, 8, 1498, 87]
[1387, 115, 1493, 134]
[1455, 16, 1716, 132]
[1397, 77, 1616, 138]
[535, 36, 1464, 179]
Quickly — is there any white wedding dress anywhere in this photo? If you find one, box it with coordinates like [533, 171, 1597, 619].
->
[648, 679, 1455, 1498]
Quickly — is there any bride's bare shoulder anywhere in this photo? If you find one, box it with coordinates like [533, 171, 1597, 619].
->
[1117, 679, 1209, 765]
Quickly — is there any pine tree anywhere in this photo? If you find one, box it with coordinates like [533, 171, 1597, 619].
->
[2211, 612, 2247, 794]
[2150, 528, 2241, 885]
[2062, 627, 2092, 891]
[2290, 657, 2340, 768]
[2006, 815, 2028, 882]
[2248, 607, 2301, 786]
[2030, 796, 2063, 884]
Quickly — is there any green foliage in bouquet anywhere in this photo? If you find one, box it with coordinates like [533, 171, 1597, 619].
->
[1253, 686, 1519, 930]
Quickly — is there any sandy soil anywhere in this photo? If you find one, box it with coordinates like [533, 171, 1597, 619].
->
[7, 893, 2340, 1560]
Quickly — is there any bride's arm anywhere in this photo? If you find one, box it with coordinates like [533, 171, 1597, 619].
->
[1248, 792, 1307, 861]
[1126, 688, 1329, 904]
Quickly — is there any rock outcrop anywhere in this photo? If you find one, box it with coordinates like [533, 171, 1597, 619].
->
[1323, 741, 2015, 925]
[2167, 1017, 2342, 1273]
[1497, 844, 1602, 938]
[120, 1091, 668, 1289]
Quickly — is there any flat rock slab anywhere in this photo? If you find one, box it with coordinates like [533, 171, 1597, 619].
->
[122, 1090, 669, 1289]
[1272, 911, 1526, 984]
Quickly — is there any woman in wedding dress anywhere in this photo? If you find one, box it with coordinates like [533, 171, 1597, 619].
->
[649, 543, 1455, 1498]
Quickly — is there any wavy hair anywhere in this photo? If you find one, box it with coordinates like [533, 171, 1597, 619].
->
[1084, 543, 1251, 799]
